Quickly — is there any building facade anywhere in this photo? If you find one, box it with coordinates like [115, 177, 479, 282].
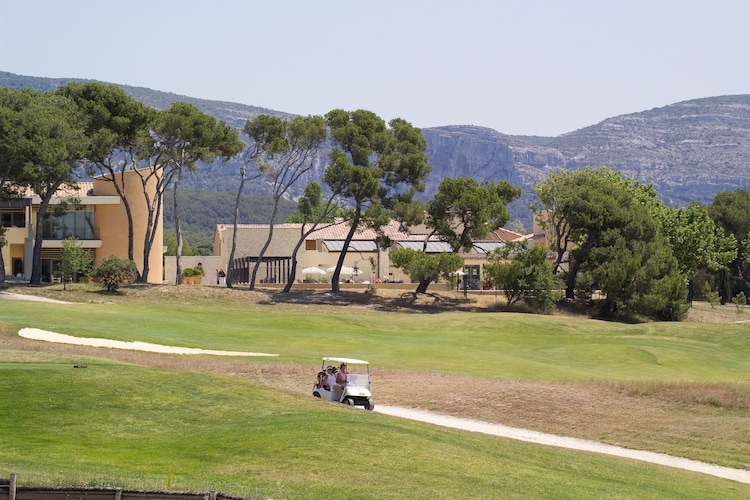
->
[1, 168, 163, 284]
[212, 219, 531, 287]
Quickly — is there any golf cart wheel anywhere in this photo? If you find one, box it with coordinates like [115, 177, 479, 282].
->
[345, 397, 355, 406]
[365, 401, 374, 411]
[313, 391, 321, 398]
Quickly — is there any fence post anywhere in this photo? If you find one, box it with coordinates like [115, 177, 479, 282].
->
[115, 488, 122, 500]
[9, 474, 16, 500]
[209, 491, 217, 500]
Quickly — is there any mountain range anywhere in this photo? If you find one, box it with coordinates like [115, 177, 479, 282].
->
[3, 70, 750, 230]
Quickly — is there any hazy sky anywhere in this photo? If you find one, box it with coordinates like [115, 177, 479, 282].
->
[2, 0, 749, 136]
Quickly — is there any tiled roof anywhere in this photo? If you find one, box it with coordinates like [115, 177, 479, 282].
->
[17, 182, 95, 199]
[215, 219, 528, 246]
[480, 228, 524, 241]
[306, 219, 419, 241]
[216, 223, 304, 231]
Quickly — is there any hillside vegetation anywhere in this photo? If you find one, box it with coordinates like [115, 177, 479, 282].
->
[4, 71, 750, 228]
[163, 189, 297, 254]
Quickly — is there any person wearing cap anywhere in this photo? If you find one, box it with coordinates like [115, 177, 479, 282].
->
[316, 370, 329, 390]
[325, 366, 337, 389]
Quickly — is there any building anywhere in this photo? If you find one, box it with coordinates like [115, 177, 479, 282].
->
[210, 219, 531, 287]
[1, 168, 163, 284]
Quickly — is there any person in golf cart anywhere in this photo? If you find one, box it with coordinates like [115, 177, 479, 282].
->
[313, 357, 374, 410]
[336, 362, 348, 386]
[325, 365, 339, 389]
[315, 364, 348, 391]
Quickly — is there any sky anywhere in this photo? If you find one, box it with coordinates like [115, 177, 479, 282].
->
[2, 0, 749, 137]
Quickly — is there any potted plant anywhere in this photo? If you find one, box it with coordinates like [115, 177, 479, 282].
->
[182, 265, 206, 284]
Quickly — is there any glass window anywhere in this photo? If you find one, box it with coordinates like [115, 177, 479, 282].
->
[464, 265, 481, 290]
[1, 211, 26, 228]
[42, 210, 96, 240]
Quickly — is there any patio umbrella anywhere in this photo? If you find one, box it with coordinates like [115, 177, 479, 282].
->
[327, 265, 362, 276]
[301, 266, 327, 275]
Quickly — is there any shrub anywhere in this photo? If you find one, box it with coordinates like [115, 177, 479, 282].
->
[91, 255, 138, 293]
[182, 265, 206, 277]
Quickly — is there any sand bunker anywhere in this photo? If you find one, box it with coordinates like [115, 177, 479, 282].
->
[18, 328, 278, 357]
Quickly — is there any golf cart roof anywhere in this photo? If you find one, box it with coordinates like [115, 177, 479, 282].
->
[322, 356, 369, 365]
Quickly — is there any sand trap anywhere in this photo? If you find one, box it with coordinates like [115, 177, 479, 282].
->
[18, 328, 278, 357]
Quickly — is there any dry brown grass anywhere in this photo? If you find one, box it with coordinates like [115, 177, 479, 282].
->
[3, 282, 749, 468]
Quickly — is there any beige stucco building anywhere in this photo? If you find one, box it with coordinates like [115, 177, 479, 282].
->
[1, 168, 163, 284]
[211, 219, 532, 288]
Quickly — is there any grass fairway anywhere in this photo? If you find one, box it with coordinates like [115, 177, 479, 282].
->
[1, 291, 748, 382]
[1, 354, 748, 500]
[1, 284, 749, 498]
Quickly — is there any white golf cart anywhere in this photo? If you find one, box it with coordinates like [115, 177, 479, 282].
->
[312, 357, 374, 410]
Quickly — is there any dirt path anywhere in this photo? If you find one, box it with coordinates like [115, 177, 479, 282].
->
[10, 323, 750, 486]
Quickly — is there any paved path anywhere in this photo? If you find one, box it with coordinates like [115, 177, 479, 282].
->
[376, 405, 750, 485]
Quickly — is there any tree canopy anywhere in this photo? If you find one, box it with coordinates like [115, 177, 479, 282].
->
[534, 167, 688, 320]
[57, 82, 154, 269]
[244, 114, 327, 289]
[484, 242, 558, 312]
[324, 109, 431, 292]
[389, 248, 464, 294]
[0, 87, 88, 285]
[708, 189, 750, 298]
[426, 177, 521, 252]
[151, 102, 243, 283]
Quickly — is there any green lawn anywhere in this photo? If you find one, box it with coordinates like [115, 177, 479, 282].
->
[1, 288, 749, 499]
[2, 297, 748, 382]
[1, 355, 748, 500]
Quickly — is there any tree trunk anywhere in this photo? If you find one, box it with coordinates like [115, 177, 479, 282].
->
[565, 259, 580, 300]
[283, 231, 308, 293]
[249, 201, 280, 290]
[331, 209, 361, 293]
[30, 181, 64, 285]
[94, 160, 139, 281]
[118, 169, 138, 280]
[137, 166, 170, 284]
[173, 170, 184, 285]
[282, 258, 299, 293]
[0, 240, 6, 285]
[415, 278, 431, 294]
[226, 167, 248, 289]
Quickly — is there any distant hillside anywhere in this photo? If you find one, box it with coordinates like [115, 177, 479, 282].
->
[164, 190, 297, 253]
[4, 71, 750, 231]
[549, 96, 750, 206]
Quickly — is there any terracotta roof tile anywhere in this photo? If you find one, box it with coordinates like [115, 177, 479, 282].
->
[18, 182, 95, 199]
[307, 219, 435, 241]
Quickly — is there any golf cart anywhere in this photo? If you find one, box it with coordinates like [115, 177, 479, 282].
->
[312, 357, 374, 410]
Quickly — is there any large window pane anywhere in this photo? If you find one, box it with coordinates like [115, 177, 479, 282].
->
[42, 211, 96, 239]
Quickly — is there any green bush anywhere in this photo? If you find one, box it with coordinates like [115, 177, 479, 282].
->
[182, 265, 206, 277]
[91, 255, 138, 293]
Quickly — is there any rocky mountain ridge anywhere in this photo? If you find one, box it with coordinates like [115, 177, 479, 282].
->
[3, 71, 749, 229]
